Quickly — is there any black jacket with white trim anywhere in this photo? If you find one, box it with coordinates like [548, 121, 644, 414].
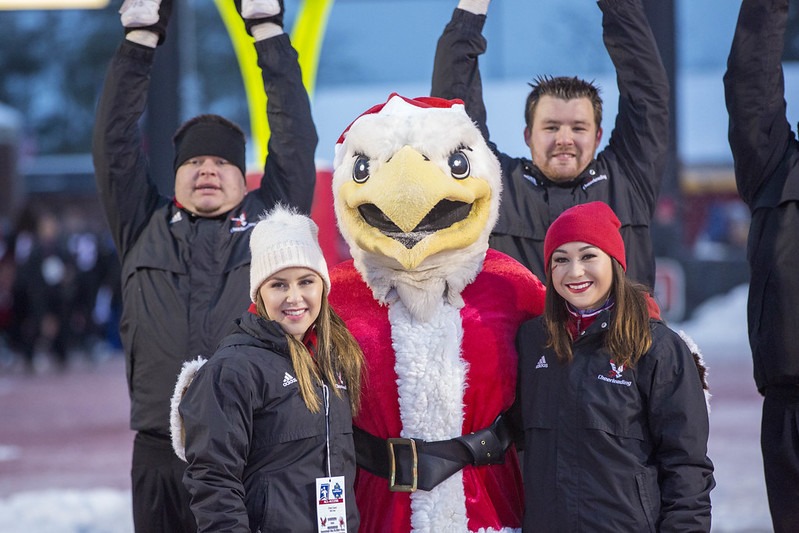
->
[179, 311, 359, 533]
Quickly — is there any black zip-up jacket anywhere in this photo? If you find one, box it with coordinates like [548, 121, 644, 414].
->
[724, 0, 799, 393]
[431, 0, 669, 289]
[180, 312, 359, 532]
[516, 313, 714, 532]
[91, 35, 317, 435]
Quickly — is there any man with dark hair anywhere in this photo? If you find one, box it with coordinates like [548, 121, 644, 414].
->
[91, 0, 316, 530]
[431, 0, 669, 289]
[724, 0, 799, 530]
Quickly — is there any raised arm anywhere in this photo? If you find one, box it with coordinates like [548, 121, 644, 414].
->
[431, 1, 491, 141]
[91, 2, 173, 257]
[600, 0, 670, 210]
[244, 1, 318, 214]
[724, 0, 793, 205]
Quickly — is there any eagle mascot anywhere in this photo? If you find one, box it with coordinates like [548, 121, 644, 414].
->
[328, 93, 546, 532]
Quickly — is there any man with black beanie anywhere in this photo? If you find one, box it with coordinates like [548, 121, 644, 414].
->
[91, 1, 317, 531]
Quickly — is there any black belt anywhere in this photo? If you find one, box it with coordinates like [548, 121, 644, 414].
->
[353, 414, 513, 493]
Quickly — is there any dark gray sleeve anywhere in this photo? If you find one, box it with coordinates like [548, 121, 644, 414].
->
[431, 8, 491, 142]
[599, 0, 670, 215]
[644, 325, 715, 531]
[724, 0, 793, 206]
[181, 359, 253, 533]
[91, 40, 164, 258]
[252, 34, 318, 215]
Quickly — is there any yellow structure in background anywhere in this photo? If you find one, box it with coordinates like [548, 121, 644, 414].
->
[213, 0, 333, 168]
[0, 0, 108, 7]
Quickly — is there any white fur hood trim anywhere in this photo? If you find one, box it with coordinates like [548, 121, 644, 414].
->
[678, 330, 712, 412]
[170, 356, 207, 462]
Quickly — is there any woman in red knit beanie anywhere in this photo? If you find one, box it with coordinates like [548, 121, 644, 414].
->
[515, 201, 715, 532]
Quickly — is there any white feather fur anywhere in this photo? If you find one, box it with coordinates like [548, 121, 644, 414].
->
[169, 356, 207, 462]
[678, 330, 712, 412]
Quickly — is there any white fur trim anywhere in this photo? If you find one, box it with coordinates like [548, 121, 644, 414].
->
[390, 300, 469, 532]
[678, 330, 712, 412]
[170, 356, 207, 462]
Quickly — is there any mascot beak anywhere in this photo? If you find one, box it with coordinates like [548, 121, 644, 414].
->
[337, 145, 493, 270]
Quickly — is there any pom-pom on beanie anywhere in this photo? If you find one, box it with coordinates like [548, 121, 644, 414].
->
[249, 204, 330, 302]
[544, 201, 626, 272]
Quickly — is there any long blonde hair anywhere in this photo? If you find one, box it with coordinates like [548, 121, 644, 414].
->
[544, 259, 652, 368]
[255, 288, 365, 414]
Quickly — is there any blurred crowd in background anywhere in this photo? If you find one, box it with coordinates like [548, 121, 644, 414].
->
[0, 192, 751, 375]
[0, 201, 122, 374]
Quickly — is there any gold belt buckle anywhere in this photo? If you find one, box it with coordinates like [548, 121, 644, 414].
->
[386, 437, 418, 492]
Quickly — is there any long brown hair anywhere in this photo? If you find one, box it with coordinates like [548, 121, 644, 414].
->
[544, 259, 652, 368]
[255, 288, 365, 414]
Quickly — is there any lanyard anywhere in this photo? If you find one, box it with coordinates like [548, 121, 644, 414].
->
[323, 383, 332, 478]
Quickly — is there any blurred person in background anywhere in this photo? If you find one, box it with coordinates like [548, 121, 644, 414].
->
[11, 209, 72, 373]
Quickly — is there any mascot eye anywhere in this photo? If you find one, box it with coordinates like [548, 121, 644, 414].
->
[448, 151, 470, 179]
[353, 155, 370, 183]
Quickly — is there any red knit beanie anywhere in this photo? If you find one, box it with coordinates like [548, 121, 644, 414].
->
[544, 201, 626, 272]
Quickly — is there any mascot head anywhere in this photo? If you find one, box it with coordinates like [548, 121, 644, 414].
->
[332, 94, 502, 318]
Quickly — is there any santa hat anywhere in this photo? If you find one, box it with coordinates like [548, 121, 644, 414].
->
[544, 201, 626, 271]
[249, 204, 330, 302]
[334, 93, 466, 161]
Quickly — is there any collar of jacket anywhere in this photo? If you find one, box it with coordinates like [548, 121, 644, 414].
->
[525, 159, 600, 189]
[566, 298, 615, 339]
[171, 197, 241, 222]
[225, 311, 291, 356]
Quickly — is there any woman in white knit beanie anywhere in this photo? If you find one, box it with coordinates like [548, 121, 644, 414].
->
[175, 204, 364, 532]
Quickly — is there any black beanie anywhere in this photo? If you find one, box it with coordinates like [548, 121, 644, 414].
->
[173, 121, 247, 177]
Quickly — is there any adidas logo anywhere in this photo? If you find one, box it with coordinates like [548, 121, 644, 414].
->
[282, 372, 298, 387]
[535, 356, 548, 369]
[170, 211, 183, 224]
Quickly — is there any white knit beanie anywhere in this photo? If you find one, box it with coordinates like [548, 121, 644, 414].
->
[249, 204, 330, 302]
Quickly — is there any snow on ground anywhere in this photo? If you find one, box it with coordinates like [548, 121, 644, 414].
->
[0, 284, 762, 532]
[672, 283, 751, 360]
[0, 490, 132, 533]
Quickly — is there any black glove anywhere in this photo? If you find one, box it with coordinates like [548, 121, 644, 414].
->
[234, 0, 284, 35]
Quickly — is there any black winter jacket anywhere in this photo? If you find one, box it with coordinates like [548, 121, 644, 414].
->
[431, 0, 669, 289]
[91, 36, 317, 435]
[516, 313, 714, 532]
[724, 0, 799, 392]
[180, 312, 359, 533]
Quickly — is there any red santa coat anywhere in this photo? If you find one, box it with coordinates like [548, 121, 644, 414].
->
[329, 249, 545, 532]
